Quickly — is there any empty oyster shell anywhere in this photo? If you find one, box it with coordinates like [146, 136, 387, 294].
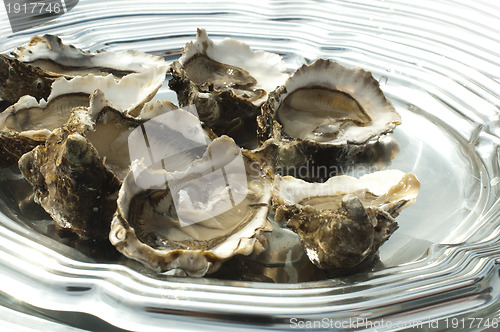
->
[258, 59, 401, 178]
[110, 136, 273, 277]
[272, 170, 420, 271]
[169, 29, 289, 146]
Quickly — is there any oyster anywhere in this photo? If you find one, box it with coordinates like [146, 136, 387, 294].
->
[109, 136, 273, 277]
[13, 35, 166, 79]
[44, 68, 168, 116]
[0, 86, 94, 168]
[272, 170, 420, 271]
[18, 126, 121, 240]
[169, 29, 289, 146]
[79, 95, 174, 180]
[258, 59, 401, 178]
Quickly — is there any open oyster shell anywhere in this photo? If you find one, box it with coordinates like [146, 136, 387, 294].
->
[90, 99, 179, 180]
[272, 170, 420, 272]
[44, 67, 167, 116]
[169, 29, 289, 146]
[13, 35, 167, 78]
[258, 59, 401, 178]
[0, 87, 93, 168]
[110, 136, 273, 277]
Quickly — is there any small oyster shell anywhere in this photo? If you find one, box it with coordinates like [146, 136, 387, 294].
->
[272, 170, 420, 271]
[110, 136, 273, 277]
[258, 59, 401, 178]
[169, 29, 289, 146]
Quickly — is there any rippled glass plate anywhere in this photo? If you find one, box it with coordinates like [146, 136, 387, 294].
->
[0, 0, 499, 330]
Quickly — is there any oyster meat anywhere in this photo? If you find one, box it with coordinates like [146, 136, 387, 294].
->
[272, 170, 420, 272]
[169, 29, 289, 146]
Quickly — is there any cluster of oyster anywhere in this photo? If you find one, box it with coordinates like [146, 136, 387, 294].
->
[0, 29, 420, 279]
